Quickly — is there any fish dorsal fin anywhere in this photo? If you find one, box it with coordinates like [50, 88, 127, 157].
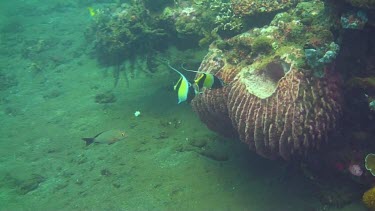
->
[181, 63, 207, 74]
[167, 62, 193, 104]
[168, 62, 185, 78]
[93, 131, 105, 138]
[181, 63, 222, 85]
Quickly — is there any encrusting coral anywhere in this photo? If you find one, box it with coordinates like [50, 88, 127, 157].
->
[363, 186, 375, 210]
[230, 0, 299, 17]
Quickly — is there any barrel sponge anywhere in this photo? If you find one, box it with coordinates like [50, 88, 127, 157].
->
[191, 45, 342, 160]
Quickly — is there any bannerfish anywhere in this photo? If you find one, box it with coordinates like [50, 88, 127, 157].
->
[181, 64, 224, 92]
[87, 7, 96, 17]
[82, 130, 127, 146]
[194, 73, 224, 90]
[168, 62, 195, 104]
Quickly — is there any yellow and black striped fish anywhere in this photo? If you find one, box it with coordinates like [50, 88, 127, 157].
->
[181, 64, 224, 92]
[168, 63, 195, 104]
[173, 76, 195, 104]
[194, 73, 224, 91]
[87, 7, 96, 17]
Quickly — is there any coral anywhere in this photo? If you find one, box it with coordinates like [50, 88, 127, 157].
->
[370, 100, 375, 111]
[340, 10, 368, 30]
[252, 36, 273, 55]
[304, 42, 340, 78]
[87, 2, 167, 65]
[198, 30, 220, 47]
[209, 0, 243, 32]
[363, 186, 375, 210]
[190, 1, 343, 160]
[174, 6, 206, 37]
[366, 154, 375, 176]
[172, 0, 245, 45]
[230, 0, 299, 17]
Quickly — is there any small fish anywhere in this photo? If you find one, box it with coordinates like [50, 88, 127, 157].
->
[82, 130, 127, 146]
[87, 7, 96, 17]
[181, 64, 224, 91]
[194, 73, 224, 90]
[168, 62, 195, 104]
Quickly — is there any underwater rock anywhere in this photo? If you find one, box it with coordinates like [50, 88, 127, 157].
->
[199, 148, 229, 161]
[344, 0, 375, 9]
[191, 1, 342, 160]
[189, 138, 207, 148]
[154, 131, 169, 139]
[95, 91, 116, 104]
[0, 73, 17, 91]
[16, 174, 46, 195]
[100, 168, 112, 177]
[0, 18, 24, 34]
[43, 89, 62, 100]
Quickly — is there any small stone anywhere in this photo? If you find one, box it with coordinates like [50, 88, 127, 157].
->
[101, 168, 112, 177]
[113, 183, 121, 188]
[95, 91, 116, 104]
[189, 138, 207, 148]
[75, 178, 83, 185]
[200, 149, 229, 161]
[17, 174, 46, 195]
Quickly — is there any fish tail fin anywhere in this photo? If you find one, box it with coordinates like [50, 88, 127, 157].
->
[82, 137, 95, 146]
